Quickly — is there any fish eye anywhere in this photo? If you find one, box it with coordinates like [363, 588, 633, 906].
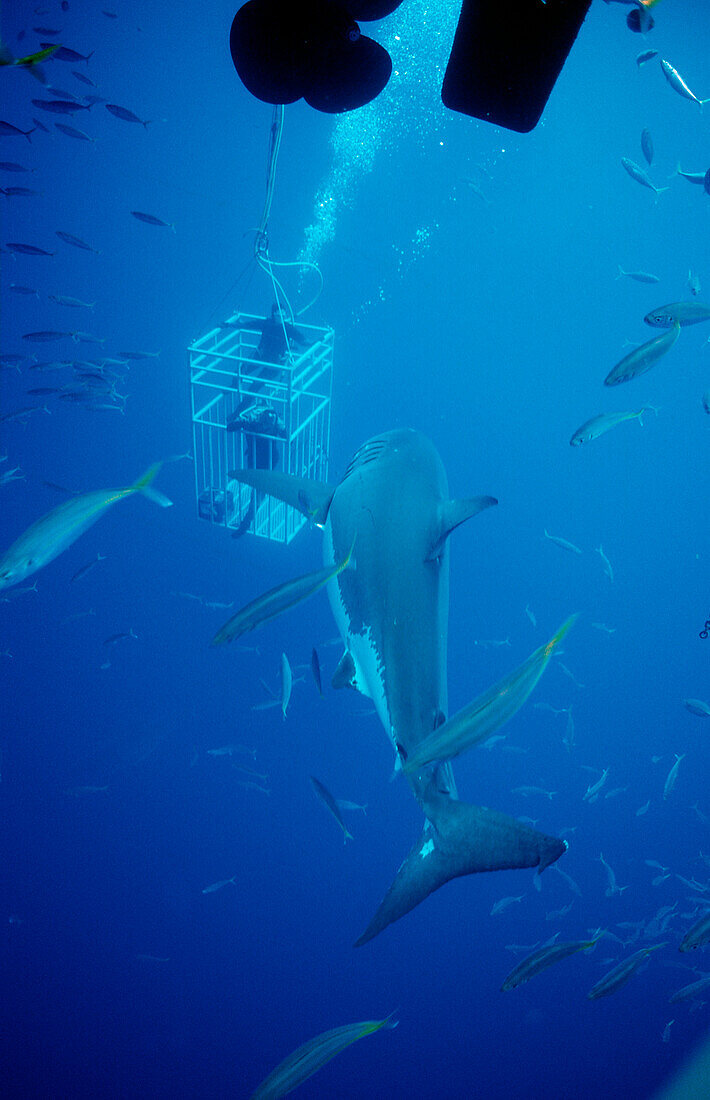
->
[347, 24, 360, 42]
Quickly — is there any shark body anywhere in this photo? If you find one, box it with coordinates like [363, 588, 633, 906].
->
[228, 429, 566, 944]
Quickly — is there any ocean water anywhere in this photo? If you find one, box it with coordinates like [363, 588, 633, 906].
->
[1, 2, 709, 1097]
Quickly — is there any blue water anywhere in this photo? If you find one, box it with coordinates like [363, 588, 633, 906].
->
[2, 2, 709, 1097]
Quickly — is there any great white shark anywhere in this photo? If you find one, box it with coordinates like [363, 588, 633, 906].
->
[225, 429, 567, 945]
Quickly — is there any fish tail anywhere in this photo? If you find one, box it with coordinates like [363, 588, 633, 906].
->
[543, 613, 578, 658]
[615, 265, 625, 279]
[25, 128, 34, 143]
[131, 462, 173, 507]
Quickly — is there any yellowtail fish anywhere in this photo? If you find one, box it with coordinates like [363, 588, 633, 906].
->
[684, 698, 710, 717]
[250, 1013, 398, 1099]
[669, 975, 710, 1004]
[587, 944, 665, 999]
[544, 529, 582, 554]
[660, 59, 709, 106]
[0, 464, 172, 589]
[620, 158, 668, 195]
[501, 937, 598, 992]
[644, 302, 710, 328]
[569, 407, 655, 446]
[210, 546, 353, 645]
[679, 911, 710, 952]
[604, 322, 680, 387]
[310, 775, 353, 842]
[402, 617, 576, 775]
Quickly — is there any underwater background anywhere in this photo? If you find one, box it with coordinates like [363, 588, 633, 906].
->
[1, 1, 709, 1096]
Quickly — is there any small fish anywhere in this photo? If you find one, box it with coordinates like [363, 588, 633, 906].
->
[23, 331, 73, 342]
[103, 629, 138, 646]
[620, 158, 668, 195]
[54, 123, 96, 141]
[676, 164, 706, 185]
[310, 776, 353, 843]
[117, 350, 160, 360]
[640, 129, 654, 166]
[40, 44, 94, 64]
[106, 103, 151, 127]
[70, 552, 105, 583]
[206, 744, 256, 759]
[587, 944, 665, 1000]
[591, 623, 615, 634]
[660, 59, 709, 107]
[525, 604, 537, 627]
[490, 894, 524, 916]
[604, 322, 680, 387]
[211, 549, 353, 645]
[544, 529, 582, 555]
[663, 753, 685, 801]
[679, 910, 710, 952]
[55, 230, 100, 253]
[249, 1014, 398, 1100]
[512, 786, 556, 800]
[201, 875, 237, 894]
[0, 121, 35, 141]
[2, 186, 40, 197]
[311, 647, 323, 697]
[501, 938, 598, 991]
[598, 852, 628, 897]
[31, 98, 90, 115]
[669, 975, 710, 1004]
[0, 162, 32, 172]
[683, 698, 710, 717]
[9, 283, 39, 294]
[583, 768, 610, 802]
[635, 800, 651, 816]
[71, 331, 104, 345]
[48, 295, 95, 309]
[644, 302, 710, 328]
[616, 266, 660, 284]
[570, 407, 654, 446]
[0, 463, 171, 589]
[702, 390, 710, 415]
[336, 799, 367, 815]
[6, 242, 53, 256]
[280, 652, 292, 720]
[402, 617, 576, 774]
[636, 49, 658, 67]
[130, 210, 175, 230]
[551, 864, 582, 898]
[71, 71, 97, 87]
[235, 779, 270, 795]
[662, 1021, 674, 1044]
[687, 270, 701, 297]
[595, 545, 614, 582]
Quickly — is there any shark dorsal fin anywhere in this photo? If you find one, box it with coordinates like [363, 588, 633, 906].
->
[426, 496, 498, 562]
[227, 468, 334, 526]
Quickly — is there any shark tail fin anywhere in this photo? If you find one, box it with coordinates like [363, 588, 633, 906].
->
[354, 795, 566, 947]
[228, 467, 334, 526]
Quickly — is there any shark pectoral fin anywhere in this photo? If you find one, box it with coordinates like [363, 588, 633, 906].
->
[227, 469, 334, 526]
[425, 496, 498, 562]
[354, 799, 566, 947]
[332, 650, 357, 691]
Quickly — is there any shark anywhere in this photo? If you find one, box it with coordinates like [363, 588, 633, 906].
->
[225, 428, 567, 945]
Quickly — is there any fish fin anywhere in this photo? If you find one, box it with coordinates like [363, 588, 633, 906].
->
[227, 468, 334, 526]
[354, 797, 565, 946]
[332, 650, 358, 691]
[425, 496, 497, 562]
[131, 462, 173, 507]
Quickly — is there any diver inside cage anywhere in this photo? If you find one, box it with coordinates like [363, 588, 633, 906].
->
[225, 302, 310, 470]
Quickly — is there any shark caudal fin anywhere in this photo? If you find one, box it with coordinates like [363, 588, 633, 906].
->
[228, 468, 334, 527]
[354, 791, 566, 947]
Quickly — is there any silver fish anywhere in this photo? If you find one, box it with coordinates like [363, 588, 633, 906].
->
[620, 158, 668, 195]
[604, 323, 680, 387]
[501, 938, 598, 991]
[644, 302, 710, 328]
[569, 407, 653, 446]
[587, 944, 665, 1000]
[616, 266, 660, 284]
[660, 59, 709, 106]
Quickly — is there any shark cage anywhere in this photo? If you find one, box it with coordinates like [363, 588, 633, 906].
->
[189, 312, 333, 544]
